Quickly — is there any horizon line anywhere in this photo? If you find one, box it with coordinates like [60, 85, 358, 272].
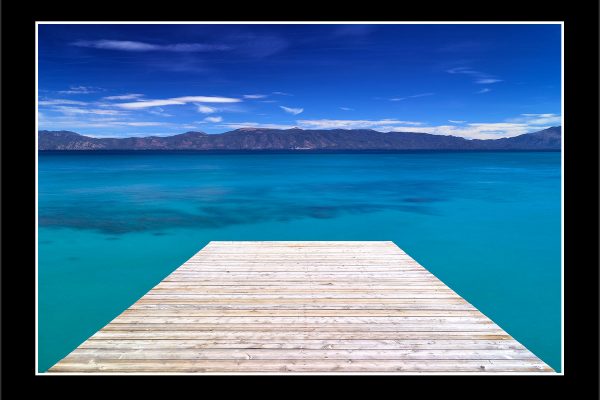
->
[38, 125, 561, 140]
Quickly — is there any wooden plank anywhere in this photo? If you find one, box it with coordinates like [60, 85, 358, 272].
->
[79, 339, 529, 350]
[110, 316, 492, 324]
[50, 359, 552, 373]
[49, 241, 553, 374]
[100, 324, 502, 332]
[132, 299, 474, 305]
[88, 331, 515, 340]
[121, 309, 482, 316]
[65, 348, 539, 361]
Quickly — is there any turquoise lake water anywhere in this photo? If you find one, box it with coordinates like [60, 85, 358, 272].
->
[38, 151, 562, 372]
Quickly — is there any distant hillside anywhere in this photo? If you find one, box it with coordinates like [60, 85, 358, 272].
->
[38, 126, 561, 151]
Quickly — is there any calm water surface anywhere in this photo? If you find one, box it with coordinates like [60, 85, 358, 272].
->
[38, 151, 561, 371]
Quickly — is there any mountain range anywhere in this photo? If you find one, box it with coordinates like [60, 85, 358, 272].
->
[38, 126, 561, 151]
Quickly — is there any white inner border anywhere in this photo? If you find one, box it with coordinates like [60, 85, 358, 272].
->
[35, 20, 565, 376]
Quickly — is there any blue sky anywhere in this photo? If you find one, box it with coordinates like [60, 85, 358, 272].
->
[38, 23, 561, 139]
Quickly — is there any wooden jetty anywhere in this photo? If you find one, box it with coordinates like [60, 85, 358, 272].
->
[49, 241, 553, 373]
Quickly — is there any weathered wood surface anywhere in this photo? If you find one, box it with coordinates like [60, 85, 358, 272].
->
[49, 241, 553, 373]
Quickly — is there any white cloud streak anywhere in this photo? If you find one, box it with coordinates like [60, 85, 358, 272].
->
[389, 115, 560, 139]
[509, 113, 562, 125]
[116, 96, 242, 109]
[52, 106, 128, 116]
[204, 116, 223, 123]
[103, 93, 144, 100]
[38, 113, 174, 129]
[476, 78, 502, 84]
[147, 107, 173, 117]
[447, 67, 478, 74]
[410, 92, 435, 98]
[197, 105, 217, 114]
[280, 106, 304, 115]
[390, 92, 434, 101]
[72, 40, 230, 52]
[243, 94, 268, 99]
[388, 123, 536, 140]
[39, 99, 88, 106]
[447, 67, 502, 85]
[58, 86, 101, 94]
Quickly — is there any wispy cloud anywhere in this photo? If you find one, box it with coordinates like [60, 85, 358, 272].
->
[243, 94, 268, 99]
[58, 86, 102, 94]
[115, 99, 186, 109]
[448, 120, 466, 124]
[38, 113, 181, 130]
[197, 105, 217, 114]
[389, 123, 537, 140]
[446, 67, 479, 75]
[272, 91, 292, 96]
[72, 40, 230, 52]
[147, 107, 173, 117]
[475, 78, 502, 84]
[204, 116, 223, 123]
[280, 106, 304, 115]
[476, 88, 491, 94]
[447, 67, 502, 85]
[38, 99, 88, 106]
[38, 115, 125, 129]
[51, 106, 127, 116]
[115, 96, 242, 109]
[103, 93, 144, 100]
[390, 92, 435, 101]
[410, 92, 435, 98]
[509, 113, 562, 125]
[297, 119, 422, 130]
[339, 107, 353, 111]
[388, 113, 561, 139]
